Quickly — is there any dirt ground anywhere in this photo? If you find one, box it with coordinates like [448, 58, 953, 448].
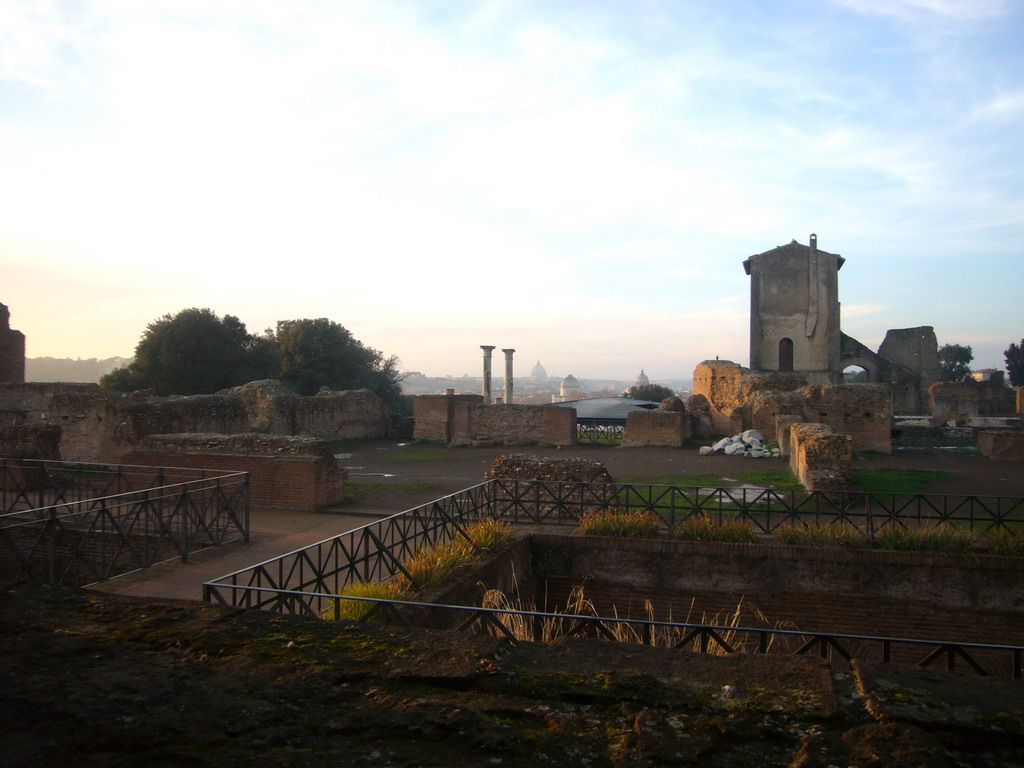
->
[338, 440, 1024, 513]
[5, 442, 1024, 766]
[3, 584, 1022, 768]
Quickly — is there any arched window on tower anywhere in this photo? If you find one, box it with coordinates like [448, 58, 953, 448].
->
[779, 338, 794, 372]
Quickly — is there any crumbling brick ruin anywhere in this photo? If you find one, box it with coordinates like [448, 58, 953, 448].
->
[744, 237, 939, 413]
[693, 360, 892, 453]
[0, 303, 25, 384]
[929, 373, 1017, 426]
[0, 380, 387, 464]
[413, 394, 575, 446]
[122, 433, 347, 512]
[788, 423, 852, 492]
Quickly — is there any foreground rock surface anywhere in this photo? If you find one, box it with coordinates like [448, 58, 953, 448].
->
[1, 586, 1022, 767]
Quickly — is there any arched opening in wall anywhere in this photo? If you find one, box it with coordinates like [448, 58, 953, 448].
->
[779, 338, 794, 372]
[843, 365, 869, 383]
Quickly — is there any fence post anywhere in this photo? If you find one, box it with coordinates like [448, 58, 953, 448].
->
[47, 507, 57, 583]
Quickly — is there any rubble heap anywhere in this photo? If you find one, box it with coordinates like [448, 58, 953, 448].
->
[700, 429, 782, 459]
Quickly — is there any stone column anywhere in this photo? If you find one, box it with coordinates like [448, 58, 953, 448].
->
[502, 348, 515, 405]
[480, 345, 495, 404]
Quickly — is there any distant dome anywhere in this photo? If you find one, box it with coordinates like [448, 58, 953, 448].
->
[560, 374, 581, 398]
[635, 369, 650, 387]
[531, 360, 547, 380]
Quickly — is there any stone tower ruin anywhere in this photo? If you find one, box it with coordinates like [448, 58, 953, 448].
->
[0, 302, 26, 384]
[743, 234, 844, 385]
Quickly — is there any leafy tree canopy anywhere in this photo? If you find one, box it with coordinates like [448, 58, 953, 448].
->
[274, 318, 402, 403]
[623, 383, 676, 402]
[100, 308, 275, 396]
[1005, 339, 1024, 387]
[937, 343, 973, 382]
[100, 310, 401, 406]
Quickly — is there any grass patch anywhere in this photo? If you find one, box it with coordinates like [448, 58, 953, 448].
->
[617, 473, 722, 487]
[850, 468, 952, 494]
[324, 437, 370, 453]
[387, 444, 464, 460]
[674, 515, 757, 543]
[775, 522, 868, 548]
[343, 481, 434, 504]
[326, 580, 410, 621]
[327, 520, 513, 620]
[874, 523, 976, 552]
[985, 528, 1024, 555]
[578, 509, 662, 538]
[732, 469, 802, 489]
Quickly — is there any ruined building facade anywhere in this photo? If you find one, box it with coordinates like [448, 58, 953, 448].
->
[0, 302, 26, 384]
[745, 236, 940, 414]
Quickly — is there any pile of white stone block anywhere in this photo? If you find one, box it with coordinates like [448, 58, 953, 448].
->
[698, 429, 781, 458]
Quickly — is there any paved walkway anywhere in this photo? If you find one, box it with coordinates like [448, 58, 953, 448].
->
[93, 508, 389, 603]
[92, 438, 1024, 604]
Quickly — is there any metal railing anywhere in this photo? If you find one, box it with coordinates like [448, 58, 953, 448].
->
[1, 458, 250, 587]
[203, 477, 1024, 678]
[490, 479, 1024, 535]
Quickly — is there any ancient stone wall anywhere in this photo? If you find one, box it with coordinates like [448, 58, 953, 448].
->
[122, 433, 346, 512]
[977, 431, 1024, 461]
[694, 364, 891, 452]
[412, 394, 484, 441]
[692, 360, 747, 435]
[788, 423, 851, 492]
[0, 425, 61, 460]
[929, 377, 1016, 426]
[52, 391, 250, 464]
[621, 410, 692, 447]
[454, 404, 575, 447]
[223, 381, 387, 439]
[413, 396, 574, 446]
[0, 381, 387, 463]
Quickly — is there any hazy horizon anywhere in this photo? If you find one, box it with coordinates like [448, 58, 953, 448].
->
[4, 1, 1021, 379]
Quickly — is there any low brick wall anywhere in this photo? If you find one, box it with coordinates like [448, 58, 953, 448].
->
[121, 433, 346, 512]
[622, 410, 692, 447]
[977, 430, 1024, 461]
[525, 534, 1024, 650]
[413, 396, 574, 446]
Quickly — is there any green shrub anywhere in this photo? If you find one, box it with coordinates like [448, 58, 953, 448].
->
[984, 527, 1024, 555]
[578, 509, 662, 538]
[674, 515, 757, 543]
[326, 580, 410, 621]
[874, 523, 976, 552]
[775, 522, 868, 548]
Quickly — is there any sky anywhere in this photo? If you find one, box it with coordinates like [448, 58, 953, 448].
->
[2, 0, 1022, 381]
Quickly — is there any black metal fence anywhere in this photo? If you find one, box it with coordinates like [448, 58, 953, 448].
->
[1, 458, 250, 587]
[203, 478, 1024, 678]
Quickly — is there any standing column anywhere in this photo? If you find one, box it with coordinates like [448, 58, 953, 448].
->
[502, 348, 515, 405]
[480, 345, 495, 404]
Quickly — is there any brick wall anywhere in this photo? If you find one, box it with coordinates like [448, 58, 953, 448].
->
[788, 422, 851, 491]
[122, 433, 346, 512]
[524, 534, 1024, 651]
[0, 425, 61, 459]
[413, 396, 573, 446]
[977, 430, 1024, 460]
[622, 410, 691, 447]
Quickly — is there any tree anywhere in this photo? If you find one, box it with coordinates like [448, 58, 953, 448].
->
[275, 318, 402, 404]
[623, 383, 676, 402]
[937, 343, 973, 382]
[100, 308, 275, 395]
[1006, 339, 1024, 387]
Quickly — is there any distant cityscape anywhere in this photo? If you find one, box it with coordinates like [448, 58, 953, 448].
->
[26, 357, 694, 400]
